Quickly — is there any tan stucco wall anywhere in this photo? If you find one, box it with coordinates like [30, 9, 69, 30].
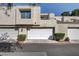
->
[62, 16, 79, 22]
[18, 28, 27, 34]
[35, 13, 57, 27]
[1, 6, 79, 40]
[32, 6, 40, 24]
[55, 24, 68, 39]
[0, 6, 57, 27]
[0, 7, 16, 25]
[18, 27, 28, 40]
[16, 6, 41, 25]
[55, 23, 79, 39]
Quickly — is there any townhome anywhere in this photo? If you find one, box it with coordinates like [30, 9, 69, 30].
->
[0, 5, 79, 41]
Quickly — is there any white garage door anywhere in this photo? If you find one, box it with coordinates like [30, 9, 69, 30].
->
[68, 29, 79, 41]
[0, 28, 18, 39]
[28, 28, 53, 39]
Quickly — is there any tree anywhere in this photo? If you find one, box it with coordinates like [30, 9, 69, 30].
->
[71, 9, 79, 16]
[61, 11, 70, 16]
[7, 3, 13, 10]
[0, 3, 13, 9]
[4, 3, 13, 16]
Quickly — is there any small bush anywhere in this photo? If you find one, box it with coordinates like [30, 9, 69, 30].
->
[17, 34, 26, 41]
[54, 33, 65, 41]
[64, 37, 70, 41]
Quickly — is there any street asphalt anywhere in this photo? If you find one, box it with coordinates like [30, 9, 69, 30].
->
[13, 43, 79, 56]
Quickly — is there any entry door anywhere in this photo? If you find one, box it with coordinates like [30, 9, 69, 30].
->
[28, 28, 53, 39]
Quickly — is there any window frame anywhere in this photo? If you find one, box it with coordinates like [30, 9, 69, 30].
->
[40, 15, 49, 20]
[20, 9, 31, 19]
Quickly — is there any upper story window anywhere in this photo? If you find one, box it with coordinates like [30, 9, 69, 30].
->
[41, 15, 49, 20]
[20, 9, 31, 19]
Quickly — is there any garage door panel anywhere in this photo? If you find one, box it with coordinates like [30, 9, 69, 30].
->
[0, 29, 18, 39]
[28, 28, 53, 39]
[68, 29, 79, 40]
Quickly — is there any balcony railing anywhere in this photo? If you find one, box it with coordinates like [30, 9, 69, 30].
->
[57, 19, 79, 24]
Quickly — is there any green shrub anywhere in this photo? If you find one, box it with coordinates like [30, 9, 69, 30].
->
[64, 37, 70, 41]
[54, 33, 65, 41]
[17, 34, 26, 41]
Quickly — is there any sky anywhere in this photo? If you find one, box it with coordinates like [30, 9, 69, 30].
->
[14, 3, 79, 16]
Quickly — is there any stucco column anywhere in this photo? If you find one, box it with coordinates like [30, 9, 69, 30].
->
[18, 28, 28, 40]
[55, 24, 68, 40]
[18, 28, 27, 34]
[32, 6, 40, 24]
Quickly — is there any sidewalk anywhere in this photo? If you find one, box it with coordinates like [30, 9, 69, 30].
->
[23, 40, 79, 44]
[24, 39, 58, 43]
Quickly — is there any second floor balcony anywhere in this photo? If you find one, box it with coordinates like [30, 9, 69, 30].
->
[57, 16, 79, 24]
